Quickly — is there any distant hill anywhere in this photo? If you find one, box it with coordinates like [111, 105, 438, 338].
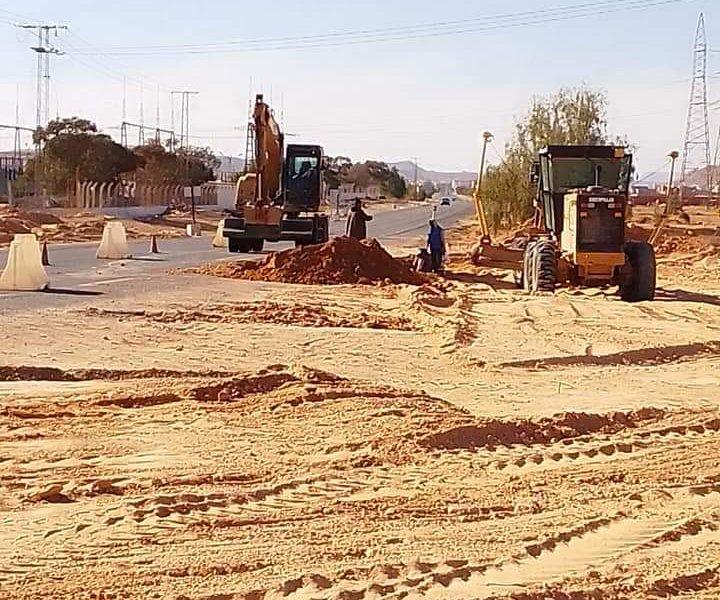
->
[390, 161, 476, 184]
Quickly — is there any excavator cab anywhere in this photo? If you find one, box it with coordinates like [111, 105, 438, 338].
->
[524, 145, 656, 302]
[283, 145, 324, 214]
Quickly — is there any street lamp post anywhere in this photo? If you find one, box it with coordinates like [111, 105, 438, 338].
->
[474, 131, 493, 242]
[666, 150, 679, 210]
[649, 150, 680, 246]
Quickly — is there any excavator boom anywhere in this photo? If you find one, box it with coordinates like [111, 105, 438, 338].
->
[253, 96, 283, 205]
[224, 94, 330, 251]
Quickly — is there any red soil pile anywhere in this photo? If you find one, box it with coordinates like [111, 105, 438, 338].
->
[199, 236, 426, 286]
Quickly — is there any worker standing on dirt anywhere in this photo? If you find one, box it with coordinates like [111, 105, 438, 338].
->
[346, 199, 373, 240]
[427, 219, 446, 273]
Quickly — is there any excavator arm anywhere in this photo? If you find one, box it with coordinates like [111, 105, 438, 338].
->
[252, 95, 283, 205]
[235, 95, 285, 228]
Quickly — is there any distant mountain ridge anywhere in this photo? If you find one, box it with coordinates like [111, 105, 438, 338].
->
[390, 161, 476, 184]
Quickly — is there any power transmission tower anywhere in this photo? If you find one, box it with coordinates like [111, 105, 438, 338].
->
[171, 90, 199, 149]
[17, 24, 66, 128]
[680, 13, 711, 191]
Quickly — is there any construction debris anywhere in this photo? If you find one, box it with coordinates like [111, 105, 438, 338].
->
[197, 236, 426, 285]
[0, 206, 64, 245]
[0, 206, 200, 247]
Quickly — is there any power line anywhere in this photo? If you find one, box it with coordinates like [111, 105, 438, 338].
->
[68, 0, 646, 51]
[66, 0, 687, 56]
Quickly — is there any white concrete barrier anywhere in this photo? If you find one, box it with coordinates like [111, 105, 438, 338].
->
[212, 219, 228, 248]
[0, 234, 49, 291]
[96, 221, 131, 259]
[186, 223, 202, 237]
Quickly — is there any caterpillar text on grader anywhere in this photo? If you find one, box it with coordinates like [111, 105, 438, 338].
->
[519, 145, 656, 302]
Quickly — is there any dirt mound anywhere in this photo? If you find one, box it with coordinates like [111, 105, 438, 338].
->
[420, 408, 666, 450]
[84, 300, 416, 331]
[198, 236, 426, 286]
[626, 221, 720, 257]
[0, 206, 64, 244]
[189, 365, 345, 403]
[0, 365, 231, 382]
[0, 206, 187, 246]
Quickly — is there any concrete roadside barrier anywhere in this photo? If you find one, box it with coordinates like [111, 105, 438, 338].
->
[97, 221, 131, 259]
[212, 220, 228, 248]
[0, 233, 50, 291]
[186, 223, 202, 237]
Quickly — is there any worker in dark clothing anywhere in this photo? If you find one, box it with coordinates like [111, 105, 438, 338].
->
[427, 219, 446, 273]
[345, 199, 373, 240]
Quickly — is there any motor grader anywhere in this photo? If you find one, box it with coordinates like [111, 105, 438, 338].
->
[518, 145, 655, 302]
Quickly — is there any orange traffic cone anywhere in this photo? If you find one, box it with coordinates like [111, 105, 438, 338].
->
[149, 234, 159, 254]
[41, 240, 50, 266]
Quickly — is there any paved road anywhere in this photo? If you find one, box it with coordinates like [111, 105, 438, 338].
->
[0, 199, 472, 311]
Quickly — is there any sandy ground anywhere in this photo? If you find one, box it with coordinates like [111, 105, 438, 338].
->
[1, 222, 719, 598]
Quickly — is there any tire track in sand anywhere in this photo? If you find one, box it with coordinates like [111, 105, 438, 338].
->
[250, 488, 720, 599]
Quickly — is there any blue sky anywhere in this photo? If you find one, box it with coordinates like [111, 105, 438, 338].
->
[0, 0, 717, 175]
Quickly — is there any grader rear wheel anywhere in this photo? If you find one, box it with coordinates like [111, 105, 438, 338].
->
[531, 241, 557, 293]
[620, 241, 656, 302]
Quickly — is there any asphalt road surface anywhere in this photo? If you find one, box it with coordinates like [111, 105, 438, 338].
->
[0, 199, 472, 312]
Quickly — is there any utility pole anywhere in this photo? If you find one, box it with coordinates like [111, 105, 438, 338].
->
[155, 85, 161, 143]
[171, 91, 200, 229]
[667, 150, 680, 201]
[649, 150, 680, 246]
[17, 24, 66, 128]
[412, 157, 419, 200]
[14, 86, 22, 163]
[122, 77, 127, 122]
[680, 13, 711, 192]
[138, 81, 145, 145]
[171, 90, 199, 149]
[474, 131, 493, 242]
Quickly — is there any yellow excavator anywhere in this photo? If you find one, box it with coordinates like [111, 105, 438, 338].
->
[223, 94, 329, 252]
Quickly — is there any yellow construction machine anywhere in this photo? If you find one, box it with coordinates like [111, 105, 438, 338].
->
[522, 145, 656, 302]
[223, 95, 329, 252]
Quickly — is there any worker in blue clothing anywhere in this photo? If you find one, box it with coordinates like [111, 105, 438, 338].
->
[427, 219, 446, 273]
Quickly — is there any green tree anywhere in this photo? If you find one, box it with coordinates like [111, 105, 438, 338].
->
[323, 156, 353, 189]
[483, 86, 615, 230]
[384, 166, 407, 198]
[133, 142, 183, 184]
[27, 117, 139, 195]
[322, 157, 407, 199]
[134, 143, 219, 185]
